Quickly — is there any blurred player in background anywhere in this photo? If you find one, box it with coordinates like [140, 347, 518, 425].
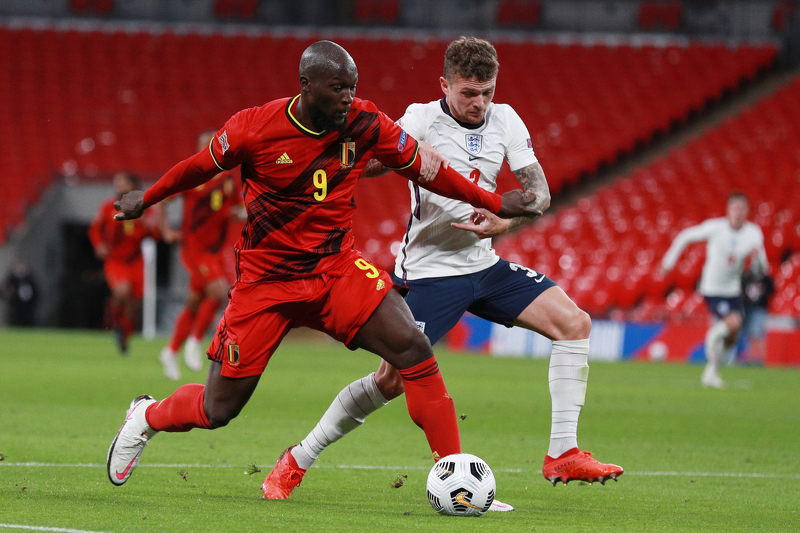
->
[158, 130, 244, 381]
[106, 40, 540, 493]
[89, 171, 159, 355]
[2, 260, 39, 326]
[739, 268, 774, 365]
[661, 192, 768, 388]
[263, 37, 623, 506]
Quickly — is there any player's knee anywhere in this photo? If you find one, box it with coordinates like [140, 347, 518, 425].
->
[212, 290, 228, 305]
[565, 308, 592, 340]
[186, 293, 203, 312]
[375, 366, 404, 400]
[407, 328, 434, 359]
[113, 284, 133, 300]
[203, 403, 239, 429]
[207, 281, 228, 304]
[726, 313, 743, 332]
[395, 326, 434, 368]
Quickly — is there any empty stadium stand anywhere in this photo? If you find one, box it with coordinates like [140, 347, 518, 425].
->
[2, 25, 793, 318]
[493, 75, 800, 318]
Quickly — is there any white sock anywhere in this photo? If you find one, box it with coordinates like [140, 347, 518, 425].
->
[723, 340, 737, 366]
[547, 339, 590, 459]
[292, 373, 389, 470]
[704, 320, 730, 369]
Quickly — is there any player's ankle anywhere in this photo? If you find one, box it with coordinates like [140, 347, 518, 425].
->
[291, 444, 316, 470]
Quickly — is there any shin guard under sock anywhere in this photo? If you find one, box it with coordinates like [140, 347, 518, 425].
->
[145, 384, 212, 432]
[398, 356, 460, 459]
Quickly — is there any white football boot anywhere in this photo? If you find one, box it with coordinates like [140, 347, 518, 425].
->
[107, 395, 158, 485]
[183, 336, 204, 372]
[159, 347, 181, 381]
[701, 364, 725, 389]
[488, 499, 515, 512]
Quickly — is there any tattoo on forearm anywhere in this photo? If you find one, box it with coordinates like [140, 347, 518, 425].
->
[510, 162, 550, 230]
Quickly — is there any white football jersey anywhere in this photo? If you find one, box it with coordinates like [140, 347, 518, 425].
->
[661, 217, 767, 297]
[393, 99, 538, 280]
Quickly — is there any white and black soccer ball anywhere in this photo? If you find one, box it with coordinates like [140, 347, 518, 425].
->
[426, 453, 496, 517]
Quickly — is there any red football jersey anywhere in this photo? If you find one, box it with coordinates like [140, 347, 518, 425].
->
[89, 198, 156, 263]
[209, 96, 418, 283]
[180, 172, 241, 256]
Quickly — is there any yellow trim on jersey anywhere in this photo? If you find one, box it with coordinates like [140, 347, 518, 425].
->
[287, 94, 326, 137]
[383, 142, 420, 171]
[208, 136, 229, 171]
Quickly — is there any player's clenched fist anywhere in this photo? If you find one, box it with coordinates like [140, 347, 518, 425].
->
[497, 189, 542, 219]
[114, 190, 147, 221]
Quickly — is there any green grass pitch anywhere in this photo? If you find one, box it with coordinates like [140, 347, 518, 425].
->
[1, 328, 798, 532]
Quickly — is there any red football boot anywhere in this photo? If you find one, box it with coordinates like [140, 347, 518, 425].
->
[262, 446, 307, 499]
[542, 448, 623, 486]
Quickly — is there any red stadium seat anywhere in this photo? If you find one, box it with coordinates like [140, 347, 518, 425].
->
[353, 0, 400, 24]
[214, 0, 258, 20]
[496, 0, 542, 28]
[637, 1, 684, 31]
[70, 0, 114, 15]
[772, 1, 798, 32]
[2, 28, 790, 321]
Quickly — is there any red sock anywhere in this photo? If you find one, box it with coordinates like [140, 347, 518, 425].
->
[119, 313, 134, 339]
[169, 308, 197, 352]
[109, 301, 123, 329]
[398, 356, 461, 459]
[191, 298, 220, 340]
[145, 384, 212, 432]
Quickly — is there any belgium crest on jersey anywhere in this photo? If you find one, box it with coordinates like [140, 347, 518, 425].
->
[465, 133, 482, 155]
[340, 137, 356, 168]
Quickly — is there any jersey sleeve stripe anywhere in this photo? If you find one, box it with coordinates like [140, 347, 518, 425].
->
[383, 141, 419, 171]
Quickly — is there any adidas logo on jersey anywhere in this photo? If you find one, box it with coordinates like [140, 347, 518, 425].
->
[276, 153, 293, 164]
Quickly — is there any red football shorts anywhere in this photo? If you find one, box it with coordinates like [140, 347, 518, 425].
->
[104, 258, 144, 298]
[181, 249, 229, 293]
[207, 250, 393, 378]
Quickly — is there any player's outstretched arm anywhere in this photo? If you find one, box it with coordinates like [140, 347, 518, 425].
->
[496, 189, 542, 219]
[452, 162, 549, 238]
[363, 141, 448, 181]
[394, 160, 540, 218]
[660, 222, 711, 272]
[114, 148, 220, 221]
[416, 141, 450, 183]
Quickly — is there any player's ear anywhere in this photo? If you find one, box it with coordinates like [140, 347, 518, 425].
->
[439, 76, 449, 97]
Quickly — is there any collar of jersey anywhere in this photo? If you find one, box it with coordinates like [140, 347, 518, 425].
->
[440, 98, 484, 130]
[286, 94, 328, 139]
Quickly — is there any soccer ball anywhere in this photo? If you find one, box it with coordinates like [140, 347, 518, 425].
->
[648, 340, 668, 362]
[426, 453, 496, 517]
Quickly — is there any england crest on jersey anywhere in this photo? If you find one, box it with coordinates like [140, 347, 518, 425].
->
[465, 133, 483, 155]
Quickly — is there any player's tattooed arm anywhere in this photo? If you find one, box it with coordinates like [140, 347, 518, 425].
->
[451, 162, 548, 239]
[508, 161, 549, 231]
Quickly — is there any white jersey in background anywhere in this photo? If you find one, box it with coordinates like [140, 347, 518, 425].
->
[661, 217, 767, 298]
[394, 99, 538, 281]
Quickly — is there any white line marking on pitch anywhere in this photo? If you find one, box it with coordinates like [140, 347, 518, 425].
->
[2, 462, 798, 478]
[0, 525, 111, 533]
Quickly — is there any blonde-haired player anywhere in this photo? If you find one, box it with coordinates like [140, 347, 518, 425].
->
[661, 192, 768, 388]
[263, 37, 623, 507]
